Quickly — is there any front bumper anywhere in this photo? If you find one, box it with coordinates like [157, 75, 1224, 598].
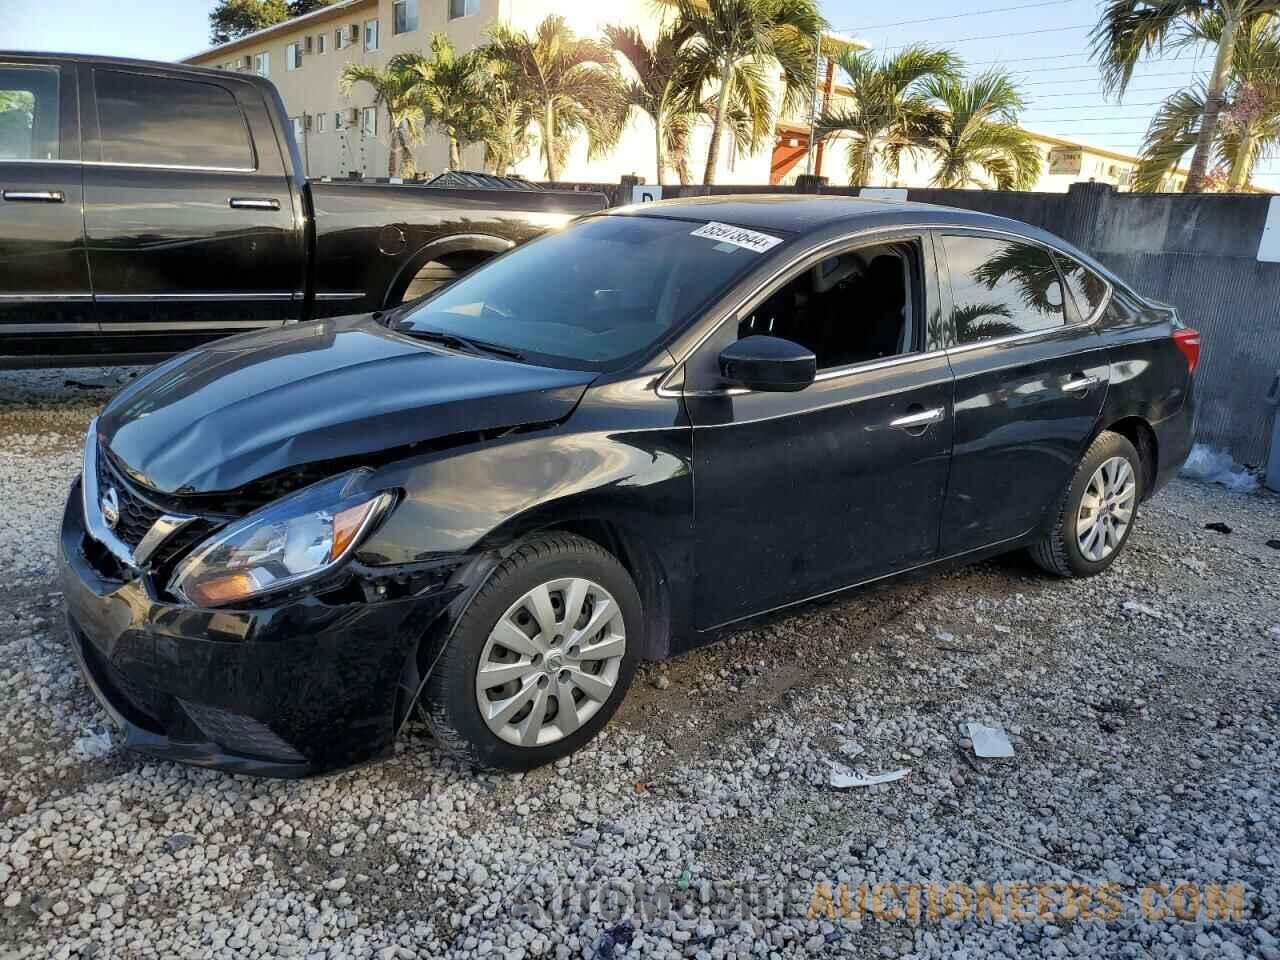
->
[59, 478, 454, 777]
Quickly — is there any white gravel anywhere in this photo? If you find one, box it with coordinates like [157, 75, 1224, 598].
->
[0, 369, 1277, 959]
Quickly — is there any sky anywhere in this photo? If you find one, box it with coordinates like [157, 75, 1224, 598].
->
[6, 0, 1279, 188]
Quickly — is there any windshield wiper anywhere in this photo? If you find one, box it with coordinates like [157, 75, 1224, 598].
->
[393, 325, 526, 362]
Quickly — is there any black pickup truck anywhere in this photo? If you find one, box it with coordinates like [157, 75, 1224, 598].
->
[0, 52, 606, 367]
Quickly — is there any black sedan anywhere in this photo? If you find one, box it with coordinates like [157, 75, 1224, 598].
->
[59, 196, 1198, 776]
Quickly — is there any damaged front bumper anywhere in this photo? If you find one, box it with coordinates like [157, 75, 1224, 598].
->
[59, 478, 456, 777]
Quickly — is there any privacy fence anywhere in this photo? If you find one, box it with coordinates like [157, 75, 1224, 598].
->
[547, 177, 1280, 469]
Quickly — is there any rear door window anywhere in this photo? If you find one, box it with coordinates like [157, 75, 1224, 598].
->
[1053, 252, 1110, 322]
[0, 64, 60, 160]
[943, 235, 1066, 345]
[94, 70, 254, 170]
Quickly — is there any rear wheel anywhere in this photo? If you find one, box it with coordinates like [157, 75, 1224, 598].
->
[1030, 430, 1142, 578]
[421, 533, 640, 770]
[398, 251, 493, 304]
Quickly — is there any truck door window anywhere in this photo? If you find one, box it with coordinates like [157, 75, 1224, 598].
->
[736, 240, 921, 370]
[943, 235, 1065, 345]
[94, 70, 254, 171]
[0, 65, 59, 161]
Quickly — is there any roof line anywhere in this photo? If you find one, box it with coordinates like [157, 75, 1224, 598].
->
[181, 0, 376, 63]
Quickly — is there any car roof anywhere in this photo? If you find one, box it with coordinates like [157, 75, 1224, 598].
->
[611, 193, 1044, 239]
[0, 50, 267, 87]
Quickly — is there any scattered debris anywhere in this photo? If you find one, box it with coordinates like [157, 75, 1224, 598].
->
[935, 631, 955, 643]
[937, 643, 983, 654]
[838, 740, 864, 758]
[653, 673, 671, 690]
[592, 920, 635, 960]
[829, 763, 910, 789]
[163, 834, 195, 854]
[1122, 600, 1162, 618]
[1266, 539, 1280, 550]
[1181, 444, 1260, 493]
[1205, 522, 1233, 534]
[62, 378, 108, 391]
[966, 723, 1015, 759]
[72, 730, 114, 759]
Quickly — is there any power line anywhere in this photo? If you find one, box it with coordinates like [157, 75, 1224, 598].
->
[1015, 69, 1201, 87]
[1022, 100, 1170, 111]
[848, 0, 1073, 32]
[872, 23, 1094, 51]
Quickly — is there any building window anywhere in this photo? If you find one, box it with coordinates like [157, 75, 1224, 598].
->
[449, 0, 478, 19]
[361, 106, 377, 138]
[336, 27, 349, 50]
[334, 110, 345, 130]
[365, 19, 379, 50]
[393, 0, 418, 33]
[317, 33, 326, 54]
[316, 112, 327, 133]
[291, 116, 305, 141]
[286, 42, 303, 71]
[254, 52, 269, 77]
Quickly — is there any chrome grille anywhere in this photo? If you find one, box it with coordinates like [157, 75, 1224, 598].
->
[95, 454, 162, 552]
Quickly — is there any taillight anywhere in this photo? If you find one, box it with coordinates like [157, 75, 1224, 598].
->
[1173, 328, 1200, 374]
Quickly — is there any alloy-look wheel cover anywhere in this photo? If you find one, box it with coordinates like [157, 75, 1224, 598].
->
[474, 577, 626, 747]
[1076, 455, 1137, 562]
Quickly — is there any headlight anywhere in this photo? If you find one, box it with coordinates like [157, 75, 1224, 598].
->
[169, 470, 394, 607]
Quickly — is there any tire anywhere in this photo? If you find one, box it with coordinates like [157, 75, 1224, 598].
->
[1029, 430, 1143, 578]
[421, 533, 641, 771]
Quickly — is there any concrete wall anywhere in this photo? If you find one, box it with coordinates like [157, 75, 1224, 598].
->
[605, 179, 1279, 468]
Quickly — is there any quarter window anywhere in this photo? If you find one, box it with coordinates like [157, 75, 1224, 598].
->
[364, 19, 379, 50]
[943, 235, 1065, 346]
[393, 0, 419, 33]
[449, 0, 479, 19]
[734, 240, 921, 370]
[95, 70, 254, 170]
[1053, 252, 1109, 321]
[0, 64, 59, 161]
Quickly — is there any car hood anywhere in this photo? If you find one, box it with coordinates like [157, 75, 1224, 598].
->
[98, 315, 597, 495]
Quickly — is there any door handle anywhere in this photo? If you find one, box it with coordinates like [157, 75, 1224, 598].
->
[1062, 375, 1100, 393]
[2, 190, 64, 203]
[889, 406, 946, 431]
[229, 197, 280, 211]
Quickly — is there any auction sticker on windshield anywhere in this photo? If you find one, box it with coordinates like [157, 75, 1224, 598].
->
[690, 221, 784, 254]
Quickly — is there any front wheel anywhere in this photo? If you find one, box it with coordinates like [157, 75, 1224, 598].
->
[421, 533, 640, 771]
[1030, 430, 1143, 578]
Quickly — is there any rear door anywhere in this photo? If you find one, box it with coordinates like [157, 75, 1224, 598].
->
[81, 66, 304, 351]
[936, 230, 1109, 555]
[0, 58, 94, 354]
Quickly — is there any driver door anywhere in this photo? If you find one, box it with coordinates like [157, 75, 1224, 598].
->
[684, 231, 955, 629]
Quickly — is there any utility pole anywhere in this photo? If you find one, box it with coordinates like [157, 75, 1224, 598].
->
[804, 34, 822, 175]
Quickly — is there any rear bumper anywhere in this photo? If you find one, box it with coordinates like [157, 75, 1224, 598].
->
[59, 479, 453, 777]
[1150, 381, 1196, 496]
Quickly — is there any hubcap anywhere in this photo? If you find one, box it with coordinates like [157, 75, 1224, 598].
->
[1076, 455, 1137, 562]
[475, 577, 626, 748]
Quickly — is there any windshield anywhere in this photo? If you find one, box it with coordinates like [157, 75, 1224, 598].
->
[396, 215, 788, 370]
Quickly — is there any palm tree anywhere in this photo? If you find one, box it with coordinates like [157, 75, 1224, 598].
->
[339, 61, 422, 177]
[400, 36, 489, 170]
[486, 15, 626, 182]
[605, 23, 696, 186]
[474, 57, 533, 176]
[921, 71, 1041, 190]
[673, 0, 824, 185]
[1090, 0, 1280, 193]
[814, 45, 960, 186]
[1131, 13, 1280, 191]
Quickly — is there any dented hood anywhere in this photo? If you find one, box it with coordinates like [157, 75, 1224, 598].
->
[98, 315, 597, 495]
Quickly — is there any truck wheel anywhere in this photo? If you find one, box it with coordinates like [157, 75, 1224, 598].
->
[1030, 430, 1143, 578]
[422, 533, 640, 771]
[398, 251, 493, 303]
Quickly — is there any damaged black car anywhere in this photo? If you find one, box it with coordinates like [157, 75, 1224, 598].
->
[60, 196, 1197, 776]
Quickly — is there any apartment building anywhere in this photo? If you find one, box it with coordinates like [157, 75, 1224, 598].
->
[184, 2, 1187, 192]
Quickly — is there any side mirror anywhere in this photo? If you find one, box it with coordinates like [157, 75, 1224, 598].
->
[718, 335, 816, 393]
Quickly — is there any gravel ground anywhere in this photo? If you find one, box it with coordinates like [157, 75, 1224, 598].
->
[0, 369, 1277, 960]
